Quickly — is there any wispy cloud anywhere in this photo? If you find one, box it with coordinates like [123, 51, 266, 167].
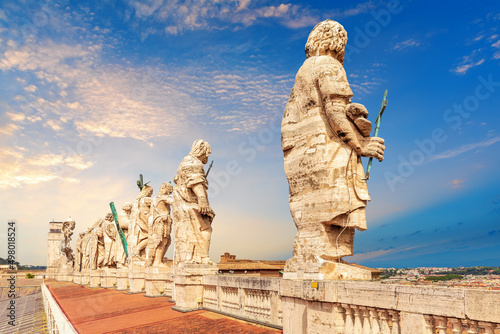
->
[447, 179, 465, 189]
[392, 38, 421, 51]
[349, 245, 423, 262]
[429, 137, 500, 161]
[451, 57, 485, 74]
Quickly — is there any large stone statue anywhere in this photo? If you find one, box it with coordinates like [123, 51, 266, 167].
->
[81, 228, 92, 269]
[89, 217, 105, 270]
[116, 202, 132, 267]
[146, 182, 174, 267]
[102, 213, 117, 267]
[173, 139, 215, 266]
[131, 185, 153, 259]
[281, 20, 385, 279]
[74, 232, 85, 272]
[60, 217, 76, 265]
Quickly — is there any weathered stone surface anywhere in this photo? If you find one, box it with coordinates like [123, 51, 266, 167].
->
[145, 182, 174, 267]
[465, 289, 500, 323]
[116, 267, 129, 291]
[337, 281, 397, 309]
[145, 265, 172, 297]
[281, 19, 385, 279]
[282, 296, 307, 334]
[115, 202, 132, 267]
[173, 140, 215, 269]
[395, 285, 465, 318]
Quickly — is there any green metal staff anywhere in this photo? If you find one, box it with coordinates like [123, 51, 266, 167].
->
[365, 89, 388, 180]
[109, 201, 129, 259]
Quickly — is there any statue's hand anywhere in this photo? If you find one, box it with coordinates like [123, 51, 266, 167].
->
[197, 196, 213, 216]
[359, 137, 385, 161]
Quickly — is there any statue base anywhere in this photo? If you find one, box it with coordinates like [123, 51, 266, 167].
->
[90, 269, 101, 288]
[116, 267, 129, 291]
[283, 261, 379, 280]
[173, 263, 218, 312]
[101, 267, 117, 288]
[73, 272, 82, 284]
[128, 261, 146, 293]
[56, 264, 74, 282]
[145, 265, 173, 297]
[81, 269, 90, 285]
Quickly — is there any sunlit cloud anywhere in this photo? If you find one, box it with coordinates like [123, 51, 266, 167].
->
[392, 38, 421, 51]
[447, 179, 465, 189]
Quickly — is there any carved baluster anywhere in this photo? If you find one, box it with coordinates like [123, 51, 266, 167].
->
[343, 304, 355, 334]
[448, 318, 462, 334]
[478, 322, 496, 334]
[333, 304, 345, 334]
[463, 320, 479, 334]
[353, 306, 363, 334]
[389, 311, 400, 334]
[360, 307, 371, 334]
[423, 315, 435, 334]
[434, 316, 447, 334]
[370, 308, 380, 334]
[379, 310, 391, 334]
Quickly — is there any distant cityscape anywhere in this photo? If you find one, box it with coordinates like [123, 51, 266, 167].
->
[379, 266, 500, 289]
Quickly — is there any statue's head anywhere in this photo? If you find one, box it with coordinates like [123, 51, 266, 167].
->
[159, 182, 173, 195]
[189, 139, 211, 164]
[137, 184, 154, 200]
[122, 202, 133, 212]
[105, 213, 113, 221]
[305, 20, 347, 63]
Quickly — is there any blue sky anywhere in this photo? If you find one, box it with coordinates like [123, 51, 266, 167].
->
[0, 0, 499, 268]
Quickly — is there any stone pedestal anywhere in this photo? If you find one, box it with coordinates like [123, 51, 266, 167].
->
[101, 268, 117, 288]
[81, 269, 90, 285]
[73, 271, 82, 284]
[128, 261, 146, 293]
[173, 263, 218, 312]
[90, 269, 101, 288]
[55, 264, 74, 282]
[283, 262, 375, 281]
[145, 265, 172, 297]
[116, 267, 129, 291]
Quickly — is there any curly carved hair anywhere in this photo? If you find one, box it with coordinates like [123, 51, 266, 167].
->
[189, 139, 211, 158]
[305, 20, 348, 63]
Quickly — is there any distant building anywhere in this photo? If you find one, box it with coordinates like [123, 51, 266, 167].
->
[218, 252, 285, 277]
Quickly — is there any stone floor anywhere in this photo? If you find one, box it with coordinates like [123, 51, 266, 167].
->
[47, 280, 282, 334]
[0, 291, 48, 333]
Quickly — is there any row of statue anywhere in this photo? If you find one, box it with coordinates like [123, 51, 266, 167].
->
[57, 19, 385, 279]
[69, 139, 215, 271]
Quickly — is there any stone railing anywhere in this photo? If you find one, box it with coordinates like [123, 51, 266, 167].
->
[281, 280, 500, 334]
[202, 276, 283, 328]
[41, 282, 78, 334]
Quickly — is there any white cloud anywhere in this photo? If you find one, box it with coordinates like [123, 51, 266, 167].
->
[393, 38, 421, 51]
[429, 137, 500, 161]
[451, 58, 485, 75]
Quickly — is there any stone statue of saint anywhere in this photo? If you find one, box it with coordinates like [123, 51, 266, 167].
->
[116, 202, 132, 267]
[173, 139, 215, 266]
[60, 217, 76, 265]
[89, 217, 105, 270]
[281, 20, 385, 277]
[81, 228, 92, 269]
[146, 182, 174, 267]
[102, 213, 117, 267]
[130, 185, 153, 259]
[74, 232, 85, 272]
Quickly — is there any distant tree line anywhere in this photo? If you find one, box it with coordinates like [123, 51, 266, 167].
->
[425, 274, 463, 282]
[0, 256, 46, 270]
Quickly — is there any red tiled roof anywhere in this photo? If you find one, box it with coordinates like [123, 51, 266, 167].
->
[46, 280, 281, 334]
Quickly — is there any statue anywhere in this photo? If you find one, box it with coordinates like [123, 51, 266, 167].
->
[281, 20, 385, 278]
[116, 202, 132, 266]
[74, 232, 85, 272]
[172, 139, 215, 266]
[81, 228, 92, 269]
[102, 213, 117, 267]
[89, 217, 105, 270]
[146, 182, 174, 267]
[131, 185, 153, 259]
[60, 217, 76, 265]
